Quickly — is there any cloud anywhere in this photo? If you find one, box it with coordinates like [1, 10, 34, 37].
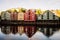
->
[0, 0, 60, 11]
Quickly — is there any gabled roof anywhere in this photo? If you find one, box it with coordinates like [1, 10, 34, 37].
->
[42, 10, 60, 18]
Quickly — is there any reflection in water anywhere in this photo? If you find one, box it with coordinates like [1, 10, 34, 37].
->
[0, 28, 6, 40]
[18, 26, 24, 35]
[21, 33, 29, 40]
[0, 26, 60, 40]
[11, 26, 18, 34]
[31, 31, 49, 40]
[1, 26, 11, 34]
[24, 26, 36, 38]
[49, 30, 60, 40]
[0, 26, 29, 40]
[4, 33, 29, 40]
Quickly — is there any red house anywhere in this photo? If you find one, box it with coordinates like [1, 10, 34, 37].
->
[24, 9, 36, 21]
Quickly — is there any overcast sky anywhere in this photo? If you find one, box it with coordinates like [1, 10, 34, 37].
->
[0, 0, 60, 11]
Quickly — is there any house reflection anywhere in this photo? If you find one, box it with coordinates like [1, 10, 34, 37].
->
[1, 26, 11, 34]
[1, 26, 60, 37]
[11, 26, 18, 34]
[18, 26, 24, 35]
[24, 26, 37, 38]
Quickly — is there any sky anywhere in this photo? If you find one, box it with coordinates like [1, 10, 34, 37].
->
[0, 0, 60, 11]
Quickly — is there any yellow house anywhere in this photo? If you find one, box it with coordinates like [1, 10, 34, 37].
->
[36, 9, 42, 15]
[16, 8, 25, 21]
[51, 10, 60, 17]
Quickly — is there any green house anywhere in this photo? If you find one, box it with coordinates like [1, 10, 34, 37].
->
[5, 11, 11, 20]
[1, 11, 11, 20]
[37, 10, 59, 20]
[43, 10, 59, 20]
[1, 11, 6, 20]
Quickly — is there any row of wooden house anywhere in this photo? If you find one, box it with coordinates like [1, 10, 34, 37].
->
[0, 9, 60, 21]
